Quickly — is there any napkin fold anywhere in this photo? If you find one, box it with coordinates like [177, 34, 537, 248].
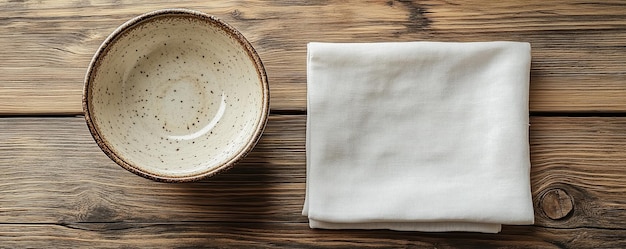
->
[303, 41, 534, 233]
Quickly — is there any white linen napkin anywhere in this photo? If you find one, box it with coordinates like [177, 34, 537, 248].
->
[303, 41, 534, 233]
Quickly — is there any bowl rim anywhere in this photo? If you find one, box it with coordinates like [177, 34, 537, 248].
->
[82, 8, 270, 182]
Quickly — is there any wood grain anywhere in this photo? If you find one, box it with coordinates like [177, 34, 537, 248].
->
[1, 115, 626, 248]
[530, 117, 626, 230]
[3, 1, 626, 247]
[0, 116, 306, 224]
[2, 224, 625, 248]
[2, 0, 626, 114]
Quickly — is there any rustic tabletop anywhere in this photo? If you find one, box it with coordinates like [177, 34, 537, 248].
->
[2, 1, 626, 248]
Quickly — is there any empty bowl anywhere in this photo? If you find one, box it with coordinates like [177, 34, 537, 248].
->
[83, 9, 269, 182]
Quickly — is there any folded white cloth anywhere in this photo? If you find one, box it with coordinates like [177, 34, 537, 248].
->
[303, 41, 534, 233]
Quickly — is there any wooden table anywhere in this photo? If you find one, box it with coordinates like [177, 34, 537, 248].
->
[2, 1, 625, 248]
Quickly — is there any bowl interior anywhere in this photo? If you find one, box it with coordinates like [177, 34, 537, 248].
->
[86, 11, 267, 180]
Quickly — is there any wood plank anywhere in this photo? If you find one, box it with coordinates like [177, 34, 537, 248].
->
[529, 117, 626, 229]
[1, 115, 625, 233]
[2, 223, 625, 248]
[2, 1, 626, 114]
[0, 115, 307, 224]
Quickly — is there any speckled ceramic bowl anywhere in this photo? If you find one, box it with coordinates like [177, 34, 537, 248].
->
[83, 9, 269, 182]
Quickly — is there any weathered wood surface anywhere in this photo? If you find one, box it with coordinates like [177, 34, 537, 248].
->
[2, 224, 625, 248]
[2, 0, 626, 114]
[2, 0, 626, 248]
[1, 116, 626, 248]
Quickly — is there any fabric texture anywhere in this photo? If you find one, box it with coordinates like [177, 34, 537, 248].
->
[303, 41, 534, 233]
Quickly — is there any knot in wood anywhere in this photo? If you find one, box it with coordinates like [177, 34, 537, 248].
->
[540, 188, 574, 220]
[231, 9, 242, 19]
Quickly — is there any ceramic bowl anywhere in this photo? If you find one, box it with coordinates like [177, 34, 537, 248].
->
[83, 9, 269, 182]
